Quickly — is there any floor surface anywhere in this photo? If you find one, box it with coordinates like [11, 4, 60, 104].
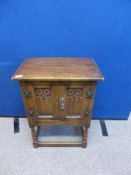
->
[0, 117, 131, 175]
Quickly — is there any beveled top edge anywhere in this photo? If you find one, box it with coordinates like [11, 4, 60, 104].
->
[11, 57, 104, 81]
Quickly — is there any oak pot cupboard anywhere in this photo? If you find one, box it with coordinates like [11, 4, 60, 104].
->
[12, 58, 104, 148]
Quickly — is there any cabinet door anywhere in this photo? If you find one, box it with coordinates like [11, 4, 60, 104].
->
[20, 81, 59, 120]
[58, 82, 96, 120]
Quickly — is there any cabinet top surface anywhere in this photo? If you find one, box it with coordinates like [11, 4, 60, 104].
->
[12, 58, 104, 81]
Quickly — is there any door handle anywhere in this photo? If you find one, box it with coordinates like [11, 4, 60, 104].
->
[59, 97, 65, 110]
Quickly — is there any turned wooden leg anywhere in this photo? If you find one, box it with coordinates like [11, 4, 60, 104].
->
[31, 127, 38, 148]
[82, 126, 88, 148]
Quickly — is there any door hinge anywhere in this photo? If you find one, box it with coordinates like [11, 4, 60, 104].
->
[28, 108, 35, 116]
[87, 90, 94, 99]
[85, 109, 90, 117]
[24, 89, 31, 97]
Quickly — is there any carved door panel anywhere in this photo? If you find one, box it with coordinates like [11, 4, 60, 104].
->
[66, 87, 83, 117]
[33, 82, 59, 119]
[20, 82, 59, 120]
[58, 82, 96, 120]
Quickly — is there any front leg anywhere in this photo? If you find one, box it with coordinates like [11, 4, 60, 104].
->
[82, 126, 88, 148]
[31, 127, 38, 148]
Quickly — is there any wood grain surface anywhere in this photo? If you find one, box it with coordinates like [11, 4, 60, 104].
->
[12, 58, 104, 81]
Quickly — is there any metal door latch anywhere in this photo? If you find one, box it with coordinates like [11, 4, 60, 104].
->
[60, 97, 65, 110]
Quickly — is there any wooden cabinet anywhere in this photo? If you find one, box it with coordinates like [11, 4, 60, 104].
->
[12, 58, 104, 148]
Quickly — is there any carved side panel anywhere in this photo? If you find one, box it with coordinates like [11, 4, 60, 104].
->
[35, 88, 53, 115]
[66, 88, 83, 115]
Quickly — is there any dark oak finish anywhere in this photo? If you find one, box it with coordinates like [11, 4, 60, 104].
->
[12, 58, 104, 148]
